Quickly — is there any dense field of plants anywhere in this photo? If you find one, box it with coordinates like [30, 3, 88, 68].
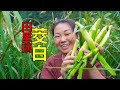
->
[0, 11, 120, 79]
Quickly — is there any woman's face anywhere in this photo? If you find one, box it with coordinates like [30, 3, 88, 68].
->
[54, 23, 77, 55]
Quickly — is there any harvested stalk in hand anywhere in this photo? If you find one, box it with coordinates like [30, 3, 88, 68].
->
[64, 18, 116, 79]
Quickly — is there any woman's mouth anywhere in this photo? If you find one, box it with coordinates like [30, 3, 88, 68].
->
[61, 44, 69, 50]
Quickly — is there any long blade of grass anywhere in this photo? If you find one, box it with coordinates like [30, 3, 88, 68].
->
[6, 52, 14, 79]
[0, 23, 14, 79]
[13, 11, 23, 26]
[79, 11, 83, 24]
[21, 54, 25, 79]
[11, 66, 19, 78]
[2, 11, 21, 52]
[0, 64, 6, 79]
[106, 48, 118, 62]
[110, 39, 120, 53]
[27, 53, 34, 78]
[2, 11, 11, 28]
[0, 12, 6, 55]
[0, 12, 7, 78]
[65, 11, 72, 19]
[17, 57, 21, 79]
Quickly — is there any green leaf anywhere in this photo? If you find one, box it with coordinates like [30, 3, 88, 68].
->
[13, 11, 23, 26]
[0, 12, 6, 54]
[0, 64, 6, 79]
[11, 66, 19, 78]
[104, 13, 112, 18]
[2, 11, 11, 28]
[2, 11, 21, 52]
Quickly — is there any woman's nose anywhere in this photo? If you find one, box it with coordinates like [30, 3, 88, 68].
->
[60, 35, 67, 43]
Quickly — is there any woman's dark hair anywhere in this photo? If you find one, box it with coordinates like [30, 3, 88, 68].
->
[51, 19, 77, 36]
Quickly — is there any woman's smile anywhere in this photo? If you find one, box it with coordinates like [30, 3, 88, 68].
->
[61, 44, 69, 50]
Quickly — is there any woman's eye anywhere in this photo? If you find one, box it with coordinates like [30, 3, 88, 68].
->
[65, 33, 70, 36]
[54, 36, 60, 38]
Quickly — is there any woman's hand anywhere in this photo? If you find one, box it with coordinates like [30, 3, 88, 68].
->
[84, 43, 104, 67]
[83, 44, 106, 79]
[95, 43, 104, 55]
[60, 50, 75, 78]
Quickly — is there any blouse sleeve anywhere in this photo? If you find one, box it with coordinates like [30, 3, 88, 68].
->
[94, 61, 107, 78]
[40, 57, 56, 79]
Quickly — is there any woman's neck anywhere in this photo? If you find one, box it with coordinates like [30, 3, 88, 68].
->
[61, 53, 67, 61]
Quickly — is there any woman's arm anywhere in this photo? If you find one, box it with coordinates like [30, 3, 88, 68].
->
[87, 60, 106, 79]
[87, 66, 106, 79]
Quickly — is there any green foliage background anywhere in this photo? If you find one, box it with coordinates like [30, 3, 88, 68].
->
[0, 11, 120, 79]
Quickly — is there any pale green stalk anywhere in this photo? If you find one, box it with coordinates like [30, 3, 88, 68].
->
[95, 26, 108, 44]
[98, 54, 116, 76]
[83, 25, 112, 59]
[75, 41, 88, 62]
[66, 61, 83, 79]
[71, 39, 79, 56]
[99, 25, 112, 46]
[89, 18, 101, 41]
[77, 59, 87, 79]
[96, 29, 100, 36]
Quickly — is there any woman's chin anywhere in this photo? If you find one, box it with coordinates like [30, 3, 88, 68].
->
[61, 48, 72, 55]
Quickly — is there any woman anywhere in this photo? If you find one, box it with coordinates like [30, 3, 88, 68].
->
[40, 19, 106, 79]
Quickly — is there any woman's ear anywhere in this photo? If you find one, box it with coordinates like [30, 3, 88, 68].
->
[77, 34, 80, 40]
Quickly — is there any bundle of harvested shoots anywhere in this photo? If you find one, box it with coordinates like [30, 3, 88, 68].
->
[64, 18, 116, 79]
